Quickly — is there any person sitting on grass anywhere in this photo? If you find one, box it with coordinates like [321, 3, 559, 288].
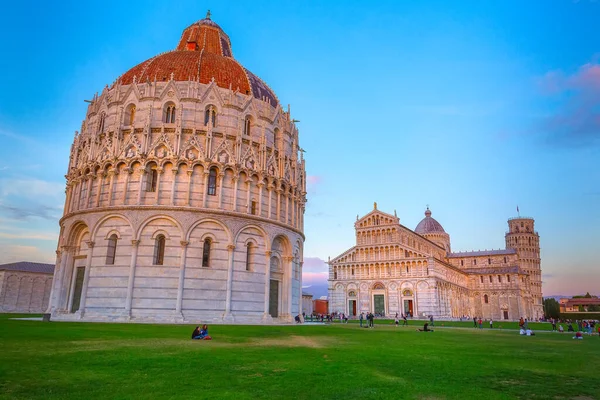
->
[558, 325, 564, 333]
[526, 329, 535, 336]
[418, 322, 433, 332]
[192, 324, 212, 340]
[573, 331, 583, 340]
[519, 328, 526, 335]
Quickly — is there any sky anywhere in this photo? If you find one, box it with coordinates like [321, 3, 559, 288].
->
[0, 0, 598, 298]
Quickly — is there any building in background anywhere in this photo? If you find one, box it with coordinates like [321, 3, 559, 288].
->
[48, 13, 306, 324]
[328, 204, 542, 320]
[559, 297, 600, 313]
[0, 262, 54, 313]
[302, 292, 313, 315]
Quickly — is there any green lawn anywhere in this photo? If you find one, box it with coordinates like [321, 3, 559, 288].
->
[0, 314, 598, 400]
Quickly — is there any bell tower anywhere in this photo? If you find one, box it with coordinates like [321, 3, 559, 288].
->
[505, 217, 543, 319]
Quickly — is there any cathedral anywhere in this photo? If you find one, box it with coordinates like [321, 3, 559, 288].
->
[328, 204, 543, 321]
[47, 14, 306, 323]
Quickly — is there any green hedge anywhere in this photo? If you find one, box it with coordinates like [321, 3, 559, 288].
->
[560, 312, 600, 320]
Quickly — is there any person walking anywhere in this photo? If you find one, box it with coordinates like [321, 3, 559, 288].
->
[359, 312, 364, 327]
[489, 319, 493, 329]
[403, 314, 408, 326]
[478, 318, 483, 329]
[429, 315, 434, 327]
[473, 317, 478, 328]
[394, 313, 399, 327]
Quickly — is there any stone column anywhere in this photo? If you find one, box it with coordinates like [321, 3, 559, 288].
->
[262, 251, 273, 321]
[85, 177, 93, 209]
[284, 256, 294, 320]
[217, 173, 225, 208]
[154, 168, 162, 204]
[122, 168, 132, 204]
[107, 170, 116, 206]
[257, 182, 264, 216]
[285, 192, 289, 224]
[170, 169, 178, 205]
[78, 241, 95, 317]
[95, 174, 104, 207]
[125, 240, 140, 317]
[176, 241, 189, 314]
[267, 186, 273, 219]
[47, 248, 68, 313]
[202, 171, 209, 208]
[246, 179, 252, 213]
[232, 176, 239, 211]
[186, 170, 193, 206]
[223, 244, 236, 322]
[137, 170, 146, 205]
[276, 189, 282, 221]
[56, 247, 73, 311]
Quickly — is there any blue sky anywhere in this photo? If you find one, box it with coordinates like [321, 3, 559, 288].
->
[0, 1, 598, 297]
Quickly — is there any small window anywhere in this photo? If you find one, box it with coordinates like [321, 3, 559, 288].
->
[507, 275, 511, 282]
[251, 200, 257, 215]
[164, 105, 176, 123]
[154, 235, 166, 265]
[207, 167, 217, 196]
[126, 105, 136, 125]
[106, 234, 118, 265]
[498, 275, 502, 283]
[489, 276, 492, 283]
[504, 257, 507, 263]
[406, 266, 409, 273]
[146, 168, 158, 192]
[98, 113, 106, 133]
[245, 243, 252, 271]
[334, 271, 337, 280]
[484, 294, 489, 304]
[461, 260, 464, 266]
[204, 106, 217, 127]
[488, 258, 491, 265]
[474, 259, 477, 265]
[480, 276, 483, 283]
[243, 115, 251, 136]
[351, 268, 354, 276]
[202, 239, 211, 267]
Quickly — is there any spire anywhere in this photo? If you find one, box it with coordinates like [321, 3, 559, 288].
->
[205, 10, 211, 20]
[374, 202, 377, 210]
[425, 206, 431, 218]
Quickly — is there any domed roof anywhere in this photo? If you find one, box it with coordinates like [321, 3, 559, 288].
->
[116, 12, 278, 106]
[415, 208, 446, 234]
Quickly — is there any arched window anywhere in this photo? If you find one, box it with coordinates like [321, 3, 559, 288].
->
[126, 105, 136, 125]
[98, 113, 106, 133]
[243, 115, 251, 136]
[503, 256, 507, 263]
[164, 104, 176, 123]
[204, 106, 217, 127]
[202, 239, 211, 267]
[106, 234, 118, 265]
[498, 275, 502, 283]
[488, 258, 491, 265]
[460, 260, 464, 266]
[251, 200, 257, 215]
[207, 167, 217, 196]
[245, 243, 252, 271]
[507, 275, 511, 282]
[480, 276, 484, 283]
[146, 166, 158, 192]
[484, 294, 489, 304]
[154, 235, 166, 265]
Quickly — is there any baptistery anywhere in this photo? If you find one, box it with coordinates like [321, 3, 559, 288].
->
[48, 13, 306, 323]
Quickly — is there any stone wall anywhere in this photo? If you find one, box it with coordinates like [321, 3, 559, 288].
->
[0, 271, 53, 313]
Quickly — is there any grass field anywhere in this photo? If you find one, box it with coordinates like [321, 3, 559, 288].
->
[1, 314, 598, 400]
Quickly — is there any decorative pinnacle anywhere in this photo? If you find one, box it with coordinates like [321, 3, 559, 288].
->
[206, 10, 211, 19]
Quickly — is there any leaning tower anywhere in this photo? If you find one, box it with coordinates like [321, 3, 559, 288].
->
[505, 217, 543, 319]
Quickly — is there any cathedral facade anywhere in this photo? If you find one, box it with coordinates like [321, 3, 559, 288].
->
[328, 205, 543, 321]
[48, 14, 306, 323]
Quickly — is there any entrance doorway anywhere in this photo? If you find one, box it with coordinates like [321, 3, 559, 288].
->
[374, 295, 385, 315]
[503, 310, 509, 320]
[348, 300, 357, 316]
[269, 279, 279, 318]
[70, 267, 85, 313]
[403, 299, 414, 317]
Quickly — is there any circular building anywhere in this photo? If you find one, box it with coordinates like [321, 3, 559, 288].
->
[48, 14, 306, 323]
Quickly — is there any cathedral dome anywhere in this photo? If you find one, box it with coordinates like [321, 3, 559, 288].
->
[117, 13, 278, 106]
[415, 208, 446, 234]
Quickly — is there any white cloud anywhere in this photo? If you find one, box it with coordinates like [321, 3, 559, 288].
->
[0, 245, 55, 264]
[0, 178, 64, 200]
[0, 231, 58, 241]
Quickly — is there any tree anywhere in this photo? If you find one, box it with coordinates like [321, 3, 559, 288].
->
[573, 292, 597, 299]
[543, 297, 560, 319]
